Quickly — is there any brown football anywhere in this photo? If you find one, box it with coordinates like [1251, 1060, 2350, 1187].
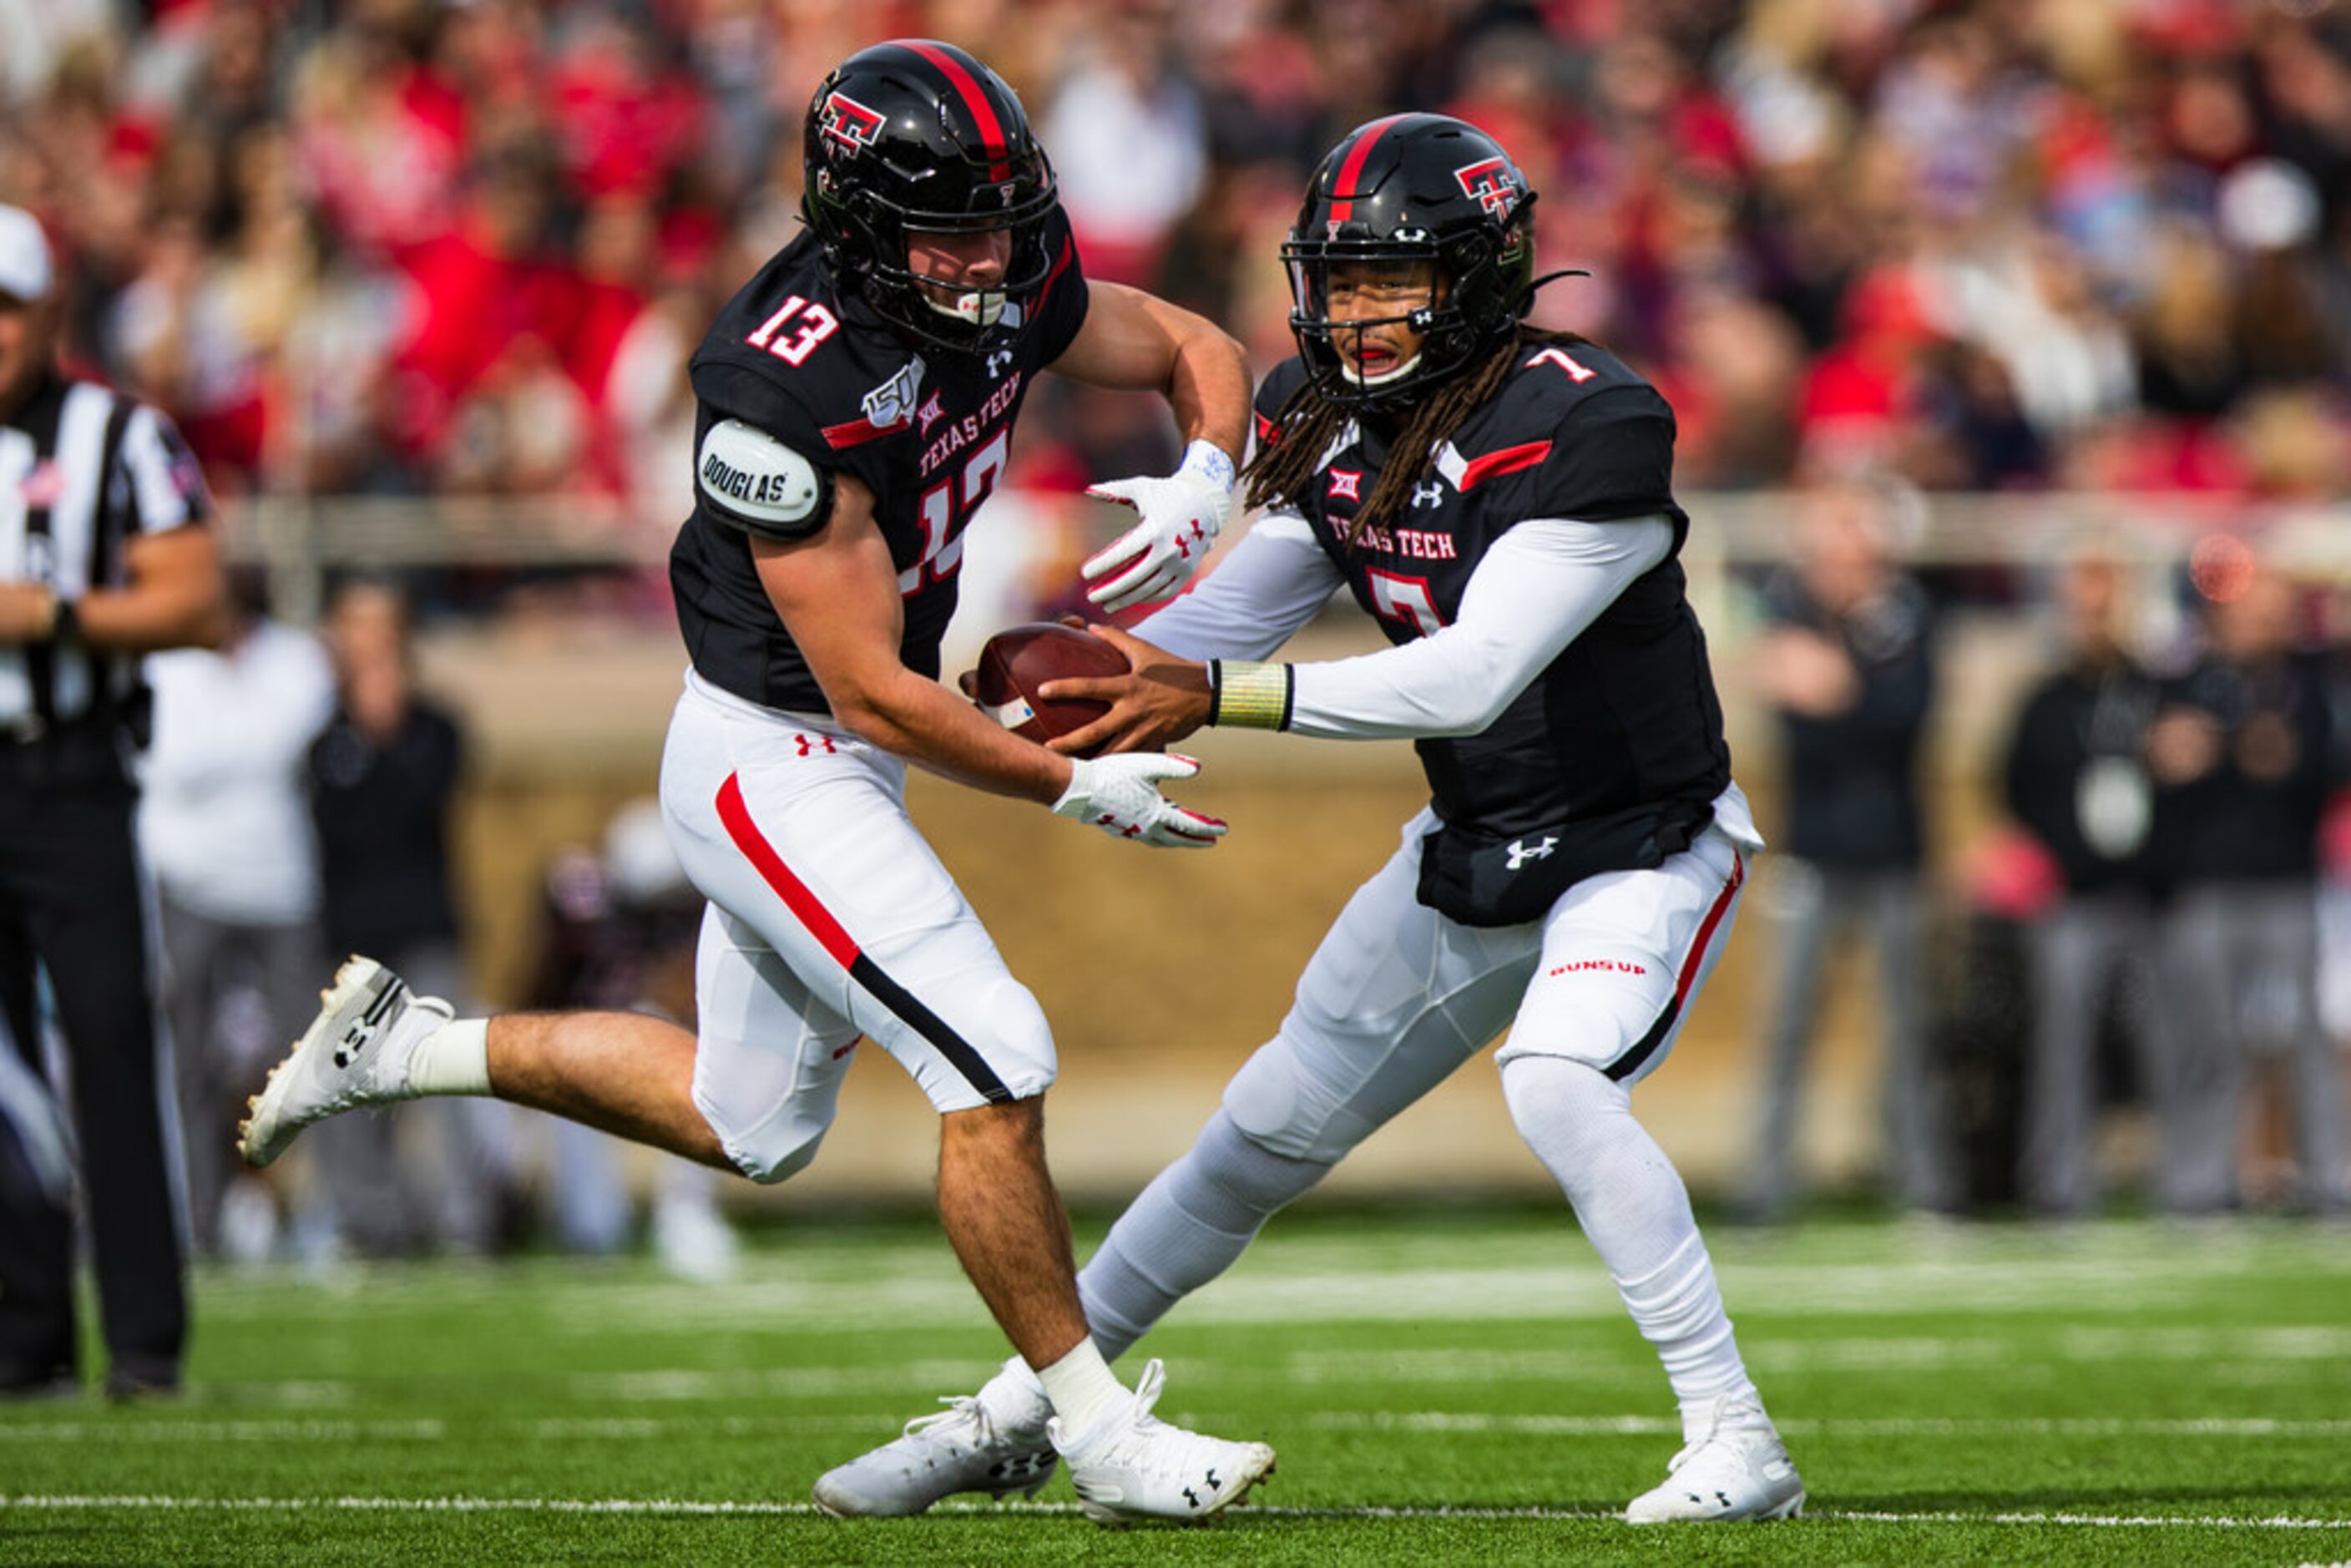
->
[972, 623, 1128, 754]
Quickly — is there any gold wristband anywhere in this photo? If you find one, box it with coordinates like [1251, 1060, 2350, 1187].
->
[28, 587, 57, 643]
[1210, 659, 1293, 731]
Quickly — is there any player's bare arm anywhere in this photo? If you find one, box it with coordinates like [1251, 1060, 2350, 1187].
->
[1049, 281, 1248, 458]
[752, 473, 1222, 849]
[752, 471, 1074, 805]
[1048, 282, 1251, 612]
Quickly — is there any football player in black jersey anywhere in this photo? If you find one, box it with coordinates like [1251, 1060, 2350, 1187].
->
[819, 114, 1806, 1523]
[240, 40, 1277, 1525]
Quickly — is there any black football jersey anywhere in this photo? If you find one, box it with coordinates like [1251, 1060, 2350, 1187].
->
[1253, 340, 1731, 857]
[670, 214, 1090, 713]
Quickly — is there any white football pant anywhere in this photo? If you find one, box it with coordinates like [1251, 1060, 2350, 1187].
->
[1221, 793, 1753, 1164]
[658, 674, 1056, 1182]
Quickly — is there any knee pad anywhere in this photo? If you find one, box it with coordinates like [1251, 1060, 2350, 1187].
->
[875, 965, 1059, 1113]
[1221, 1023, 1380, 1166]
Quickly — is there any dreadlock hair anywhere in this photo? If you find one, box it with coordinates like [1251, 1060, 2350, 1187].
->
[1243, 324, 1590, 547]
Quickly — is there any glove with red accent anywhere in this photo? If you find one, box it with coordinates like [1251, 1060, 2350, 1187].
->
[1050, 752, 1226, 849]
[1080, 440, 1235, 613]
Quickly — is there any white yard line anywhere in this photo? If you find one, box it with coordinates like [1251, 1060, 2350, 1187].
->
[3, 1495, 2347, 1530]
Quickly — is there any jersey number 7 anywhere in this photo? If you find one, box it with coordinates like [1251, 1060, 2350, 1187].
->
[1366, 569, 1446, 637]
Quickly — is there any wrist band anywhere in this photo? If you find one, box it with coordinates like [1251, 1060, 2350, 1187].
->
[1177, 438, 1236, 493]
[28, 588, 56, 642]
[1208, 659, 1292, 731]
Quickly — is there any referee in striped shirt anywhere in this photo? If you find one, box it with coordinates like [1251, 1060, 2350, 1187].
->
[0, 204, 226, 1399]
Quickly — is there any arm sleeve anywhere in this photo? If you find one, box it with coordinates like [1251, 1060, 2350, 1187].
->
[1287, 515, 1675, 740]
[1130, 512, 1342, 661]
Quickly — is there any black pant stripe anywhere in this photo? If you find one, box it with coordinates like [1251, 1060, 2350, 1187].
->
[1602, 998, 1681, 1084]
[846, 953, 1014, 1105]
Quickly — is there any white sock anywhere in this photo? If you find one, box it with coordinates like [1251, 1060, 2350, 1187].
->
[1034, 1338, 1125, 1437]
[404, 1018, 492, 1096]
[1500, 1055, 1762, 1440]
[977, 1354, 1049, 1432]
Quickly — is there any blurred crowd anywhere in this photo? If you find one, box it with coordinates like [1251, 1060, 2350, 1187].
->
[2, 0, 2349, 529]
[1739, 487, 2351, 1222]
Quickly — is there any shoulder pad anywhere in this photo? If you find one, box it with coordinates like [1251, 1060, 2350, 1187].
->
[695, 419, 835, 541]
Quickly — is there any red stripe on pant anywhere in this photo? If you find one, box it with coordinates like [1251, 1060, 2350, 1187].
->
[715, 773, 1012, 1104]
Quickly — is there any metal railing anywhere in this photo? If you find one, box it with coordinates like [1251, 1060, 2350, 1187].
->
[231, 488, 2351, 625]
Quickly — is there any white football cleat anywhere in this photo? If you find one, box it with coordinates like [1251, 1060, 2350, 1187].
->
[239, 957, 452, 1168]
[812, 1391, 1057, 1517]
[1625, 1392, 1804, 1522]
[1050, 1359, 1276, 1526]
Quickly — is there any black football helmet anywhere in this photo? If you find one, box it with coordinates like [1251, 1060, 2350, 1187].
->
[802, 40, 1059, 350]
[1282, 114, 1539, 408]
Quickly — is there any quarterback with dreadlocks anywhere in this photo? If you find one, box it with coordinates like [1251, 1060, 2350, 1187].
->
[817, 114, 1804, 1524]
[238, 40, 1277, 1525]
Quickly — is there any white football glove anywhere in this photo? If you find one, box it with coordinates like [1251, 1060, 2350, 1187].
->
[1051, 752, 1227, 849]
[1081, 439, 1236, 613]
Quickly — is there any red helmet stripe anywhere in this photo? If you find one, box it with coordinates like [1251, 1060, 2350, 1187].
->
[904, 41, 1012, 183]
[1327, 114, 1414, 222]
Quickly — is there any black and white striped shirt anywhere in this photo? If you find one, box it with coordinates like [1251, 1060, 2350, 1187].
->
[0, 372, 210, 737]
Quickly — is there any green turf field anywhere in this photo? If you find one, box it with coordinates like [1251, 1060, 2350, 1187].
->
[4, 1209, 2348, 1565]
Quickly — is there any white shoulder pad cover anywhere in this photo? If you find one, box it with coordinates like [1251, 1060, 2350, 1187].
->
[696, 418, 834, 539]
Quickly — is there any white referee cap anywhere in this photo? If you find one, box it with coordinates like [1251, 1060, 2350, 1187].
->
[0, 205, 53, 303]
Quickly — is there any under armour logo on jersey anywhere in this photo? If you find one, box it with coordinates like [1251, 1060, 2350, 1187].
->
[1410, 482, 1444, 508]
[1505, 836, 1558, 870]
[985, 348, 1015, 381]
[820, 92, 886, 154]
[1327, 468, 1363, 502]
[793, 733, 838, 756]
